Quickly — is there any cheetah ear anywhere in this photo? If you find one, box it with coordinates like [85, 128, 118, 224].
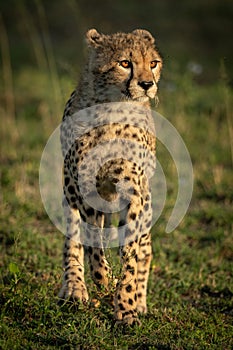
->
[86, 29, 106, 48]
[132, 29, 155, 44]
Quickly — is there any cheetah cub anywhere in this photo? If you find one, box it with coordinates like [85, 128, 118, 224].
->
[59, 29, 163, 325]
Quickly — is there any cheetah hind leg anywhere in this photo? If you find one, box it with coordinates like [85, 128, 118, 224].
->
[58, 204, 89, 304]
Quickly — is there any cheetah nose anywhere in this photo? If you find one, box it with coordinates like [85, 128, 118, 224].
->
[138, 81, 154, 91]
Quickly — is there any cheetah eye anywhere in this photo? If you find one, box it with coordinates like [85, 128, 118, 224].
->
[120, 60, 131, 68]
[150, 60, 159, 69]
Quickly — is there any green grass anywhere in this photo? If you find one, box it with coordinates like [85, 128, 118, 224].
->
[0, 52, 233, 350]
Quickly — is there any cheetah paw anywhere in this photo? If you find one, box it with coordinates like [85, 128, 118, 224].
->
[58, 282, 89, 304]
[115, 316, 141, 327]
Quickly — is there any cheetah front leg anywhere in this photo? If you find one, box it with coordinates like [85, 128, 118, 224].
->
[58, 202, 89, 303]
[137, 232, 152, 313]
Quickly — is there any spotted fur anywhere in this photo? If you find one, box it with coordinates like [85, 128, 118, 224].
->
[59, 29, 163, 325]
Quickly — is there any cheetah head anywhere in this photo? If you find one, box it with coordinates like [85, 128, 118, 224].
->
[85, 29, 163, 105]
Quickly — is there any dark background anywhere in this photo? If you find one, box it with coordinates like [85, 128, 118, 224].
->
[1, 0, 233, 84]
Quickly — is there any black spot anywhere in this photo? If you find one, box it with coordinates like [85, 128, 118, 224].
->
[128, 298, 133, 305]
[99, 249, 104, 256]
[144, 203, 149, 211]
[119, 303, 125, 311]
[122, 274, 127, 280]
[94, 253, 100, 261]
[77, 196, 83, 205]
[119, 220, 126, 227]
[130, 213, 136, 220]
[75, 243, 82, 249]
[126, 285, 132, 293]
[114, 168, 123, 174]
[97, 130, 105, 137]
[94, 272, 102, 280]
[138, 278, 145, 283]
[80, 212, 86, 221]
[86, 207, 94, 216]
[68, 185, 75, 194]
[65, 177, 70, 186]
[112, 177, 119, 184]
[131, 249, 136, 256]
[126, 265, 135, 275]
[146, 221, 151, 228]
[122, 311, 130, 317]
